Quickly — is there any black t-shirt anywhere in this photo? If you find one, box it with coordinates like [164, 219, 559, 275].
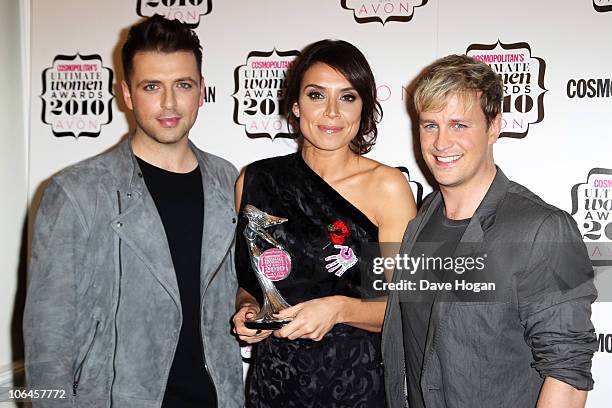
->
[400, 203, 470, 408]
[137, 157, 217, 408]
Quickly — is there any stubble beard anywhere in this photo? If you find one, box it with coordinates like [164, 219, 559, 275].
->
[134, 115, 193, 147]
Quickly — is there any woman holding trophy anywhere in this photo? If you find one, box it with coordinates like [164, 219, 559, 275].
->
[233, 39, 417, 407]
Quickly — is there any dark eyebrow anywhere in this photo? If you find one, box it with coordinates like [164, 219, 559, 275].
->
[135, 77, 199, 87]
[302, 84, 356, 92]
[136, 79, 160, 87]
[175, 77, 198, 83]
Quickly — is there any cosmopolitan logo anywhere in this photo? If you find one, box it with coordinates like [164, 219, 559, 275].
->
[467, 41, 547, 138]
[41, 54, 113, 139]
[567, 77, 612, 98]
[203, 86, 216, 103]
[597, 333, 612, 353]
[232, 49, 299, 139]
[594, 0, 612, 12]
[341, 0, 428, 24]
[571, 168, 612, 265]
[137, 0, 211, 27]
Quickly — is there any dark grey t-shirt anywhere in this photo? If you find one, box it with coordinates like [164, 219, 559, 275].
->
[400, 203, 470, 408]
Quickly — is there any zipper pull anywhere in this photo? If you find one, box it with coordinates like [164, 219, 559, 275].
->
[72, 380, 79, 396]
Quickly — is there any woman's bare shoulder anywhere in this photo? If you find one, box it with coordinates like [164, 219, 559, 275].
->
[361, 159, 412, 197]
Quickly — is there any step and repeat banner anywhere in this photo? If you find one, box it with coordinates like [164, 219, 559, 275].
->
[28, 1, 612, 405]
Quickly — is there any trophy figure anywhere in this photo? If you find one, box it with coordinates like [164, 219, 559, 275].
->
[243, 205, 293, 330]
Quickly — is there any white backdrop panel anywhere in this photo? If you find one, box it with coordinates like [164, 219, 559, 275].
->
[28, 1, 612, 405]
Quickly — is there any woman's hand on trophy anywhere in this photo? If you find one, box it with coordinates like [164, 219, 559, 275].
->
[272, 296, 343, 341]
[233, 302, 273, 344]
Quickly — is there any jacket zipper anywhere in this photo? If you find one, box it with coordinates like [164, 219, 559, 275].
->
[195, 192, 236, 406]
[200, 272, 219, 406]
[199, 236, 233, 407]
[109, 191, 124, 407]
[72, 320, 100, 396]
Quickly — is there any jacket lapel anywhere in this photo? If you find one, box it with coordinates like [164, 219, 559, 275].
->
[381, 191, 443, 407]
[110, 140, 181, 308]
[421, 168, 510, 373]
[392, 192, 442, 288]
[420, 216, 485, 373]
[112, 192, 181, 307]
[383, 192, 442, 345]
[197, 151, 237, 293]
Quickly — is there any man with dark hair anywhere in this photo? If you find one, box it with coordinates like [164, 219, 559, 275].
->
[382, 55, 597, 408]
[24, 15, 243, 407]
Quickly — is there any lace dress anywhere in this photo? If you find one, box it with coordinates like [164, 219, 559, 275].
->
[236, 152, 385, 408]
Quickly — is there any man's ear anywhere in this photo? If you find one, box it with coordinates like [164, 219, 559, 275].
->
[121, 80, 133, 111]
[488, 113, 502, 145]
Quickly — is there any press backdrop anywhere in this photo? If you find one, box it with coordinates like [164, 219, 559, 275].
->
[27, 1, 612, 405]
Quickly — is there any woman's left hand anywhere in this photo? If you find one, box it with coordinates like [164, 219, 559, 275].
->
[273, 296, 344, 341]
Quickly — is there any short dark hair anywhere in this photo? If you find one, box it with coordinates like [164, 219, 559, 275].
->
[121, 14, 203, 83]
[285, 40, 382, 155]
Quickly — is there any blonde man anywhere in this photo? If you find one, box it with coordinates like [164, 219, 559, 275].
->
[382, 55, 597, 408]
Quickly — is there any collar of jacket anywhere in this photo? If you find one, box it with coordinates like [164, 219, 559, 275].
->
[110, 134, 236, 310]
[112, 133, 229, 200]
[382, 166, 512, 400]
[389, 166, 511, 376]
[388, 166, 511, 313]
[408, 165, 510, 249]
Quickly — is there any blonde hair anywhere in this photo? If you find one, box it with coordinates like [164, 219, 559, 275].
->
[414, 54, 503, 127]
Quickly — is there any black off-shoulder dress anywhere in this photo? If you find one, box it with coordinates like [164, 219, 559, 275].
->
[236, 152, 385, 408]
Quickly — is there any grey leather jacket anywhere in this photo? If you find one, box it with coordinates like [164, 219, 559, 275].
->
[382, 168, 597, 408]
[23, 138, 244, 407]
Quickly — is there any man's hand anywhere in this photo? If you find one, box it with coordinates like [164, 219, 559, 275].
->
[232, 302, 272, 344]
[272, 297, 343, 341]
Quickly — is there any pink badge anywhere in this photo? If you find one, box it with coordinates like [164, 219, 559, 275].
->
[258, 248, 292, 281]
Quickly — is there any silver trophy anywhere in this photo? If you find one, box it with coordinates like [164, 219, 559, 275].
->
[243, 205, 293, 330]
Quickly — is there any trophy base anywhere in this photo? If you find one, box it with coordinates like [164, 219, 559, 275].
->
[245, 319, 292, 330]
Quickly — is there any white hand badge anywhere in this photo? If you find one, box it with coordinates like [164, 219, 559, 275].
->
[324, 245, 358, 277]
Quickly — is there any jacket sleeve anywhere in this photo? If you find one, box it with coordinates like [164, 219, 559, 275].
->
[517, 210, 598, 391]
[23, 179, 88, 405]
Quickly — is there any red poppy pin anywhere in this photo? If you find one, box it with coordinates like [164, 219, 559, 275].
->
[327, 220, 351, 245]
